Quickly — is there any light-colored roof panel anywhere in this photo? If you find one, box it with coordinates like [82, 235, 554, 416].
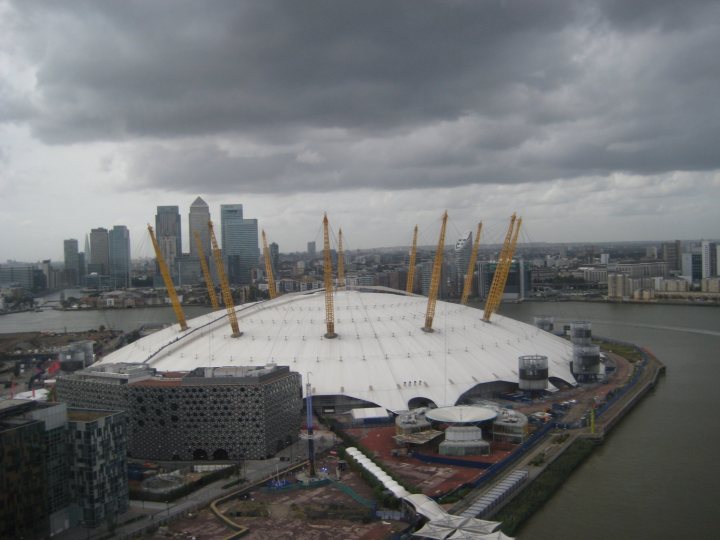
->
[99, 289, 575, 412]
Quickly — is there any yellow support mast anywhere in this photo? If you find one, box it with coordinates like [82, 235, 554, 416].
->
[482, 214, 522, 322]
[460, 222, 483, 306]
[406, 225, 418, 294]
[322, 213, 337, 338]
[147, 225, 188, 331]
[262, 229, 278, 300]
[208, 220, 241, 337]
[423, 211, 448, 333]
[193, 231, 219, 310]
[337, 228, 345, 289]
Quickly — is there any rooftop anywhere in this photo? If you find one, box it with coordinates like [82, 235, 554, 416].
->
[99, 287, 575, 412]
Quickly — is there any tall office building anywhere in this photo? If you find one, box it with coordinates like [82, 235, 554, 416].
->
[155, 206, 182, 271]
[307, 241, 316, 258]
[188, 196, 211, 259]
[108, 225, 131, 288]
[89, 228, 109, 275]
[455, 230, 473, 294]
[701, 240, 718, 279]
[221, 204, 259, 285]
[63, 239, 79, 286]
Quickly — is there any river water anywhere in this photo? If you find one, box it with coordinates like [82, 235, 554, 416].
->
[500, 302, 720, 540]
[1, 300, 718, 539]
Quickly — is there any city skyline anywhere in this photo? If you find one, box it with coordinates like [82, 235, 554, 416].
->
[1, 1, 720, 261]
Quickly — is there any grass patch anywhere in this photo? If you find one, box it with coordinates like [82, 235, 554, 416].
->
[595, 340, 643, 363]
[494, 439, 596, 536]
[437, 485, 474, 505]
[230, 501, 269, 518]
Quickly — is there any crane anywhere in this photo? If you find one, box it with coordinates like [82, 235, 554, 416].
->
[262, 229, 277, 300]
[322, 213, 337, 338]
[423, 211, 448, 333]
[193, 230, 219, 310]
[208, 220, 241, 337]
[337, 228, 345, 289]
[483, 214, 522, 322]
[147, 225, 188, 331]
[406, 225, 418, 294]
[460, 222, 483, 305]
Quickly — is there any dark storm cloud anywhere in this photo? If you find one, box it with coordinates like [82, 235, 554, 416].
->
[7, 0, 720, 193]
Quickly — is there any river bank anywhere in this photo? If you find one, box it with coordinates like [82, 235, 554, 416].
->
[483, 343, 665, 536]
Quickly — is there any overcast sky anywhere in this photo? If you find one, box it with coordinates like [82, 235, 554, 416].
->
[1, 0, 719, 262]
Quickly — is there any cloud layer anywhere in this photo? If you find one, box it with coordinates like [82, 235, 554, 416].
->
[1, 1, 719, 259]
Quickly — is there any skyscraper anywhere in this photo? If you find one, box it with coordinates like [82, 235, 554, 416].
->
[221, 204, 259, 285]
[220, 203, 243, 247]
[63, 239, 79, 286]
[307, 241, 316, 258]
[188, 196, 211, 259]
[155, 206, 182, 271]
[108, 225, 131, 288]
[89, 228, 109, 275]
[455, 230, 473, 294]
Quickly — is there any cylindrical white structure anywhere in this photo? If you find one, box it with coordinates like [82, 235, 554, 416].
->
[573, 344, 601, 380]
[570, 321, 593, 346]
[534, 315, 554, 333]
[518, 355, 549, 391]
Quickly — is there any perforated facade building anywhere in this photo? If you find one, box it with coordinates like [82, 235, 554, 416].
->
[56, 363, 302, 461]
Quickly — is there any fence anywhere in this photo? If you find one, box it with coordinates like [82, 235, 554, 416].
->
[411, 452, 494, 469]
[592, 336, 649, 421]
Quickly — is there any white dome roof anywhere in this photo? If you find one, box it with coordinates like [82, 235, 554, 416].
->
[99, 288, 574, 412]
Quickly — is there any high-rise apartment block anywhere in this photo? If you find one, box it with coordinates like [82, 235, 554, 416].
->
[67, 409, 129, 528]
[108, 225, 131, 288]
[0, 400, 128, 537]
[701, 240, 718, 279]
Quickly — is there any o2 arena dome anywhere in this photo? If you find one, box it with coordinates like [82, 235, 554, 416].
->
[98, 287, 575, 412]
